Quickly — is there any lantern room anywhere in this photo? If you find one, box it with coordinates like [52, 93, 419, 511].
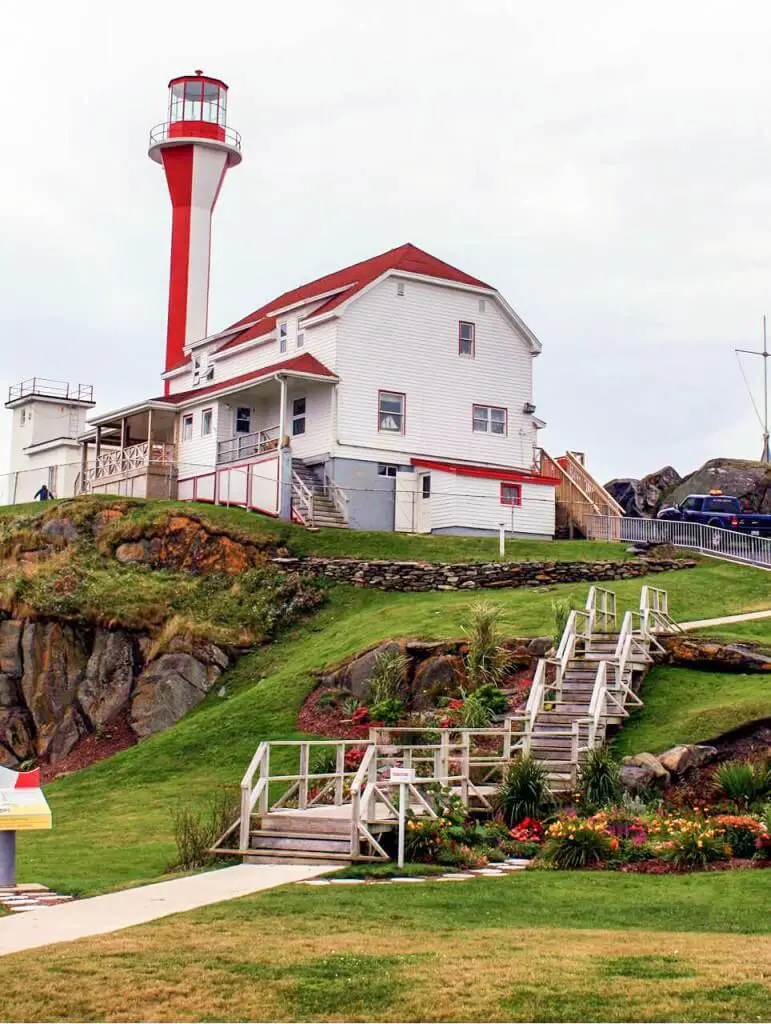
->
[148, 70, 242, 165]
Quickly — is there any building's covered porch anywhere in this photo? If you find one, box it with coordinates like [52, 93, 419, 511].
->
[81, 401, 177, 498]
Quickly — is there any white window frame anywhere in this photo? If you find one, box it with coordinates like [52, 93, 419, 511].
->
[296, 331, 305, 349]
[377, 464, 398, 477]
[279, 322, 288, 354]
[378, 391, 406, 434]
[201, 408, 213, 436]
[181, 414, 194, 441]
[292, 397, 306, 436]
[235, 407, 251, 434]
[459, 321, 475, 357]
[472, 404, 507, 436]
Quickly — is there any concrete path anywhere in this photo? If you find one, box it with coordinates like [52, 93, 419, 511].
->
[0, 864, 328, 957]
[678, 608, 771, 630]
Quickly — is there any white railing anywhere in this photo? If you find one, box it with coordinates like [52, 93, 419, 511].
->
[586, 585, 617, 632]
[8, 379, 94, 404]
[291, 471, 315, 526]
[585, 514, 771, 570]
[217, 425, 279, 464]
[85, 441, 175, 483]
[323, 470, 350, 524]
[149, 121, 242, 151]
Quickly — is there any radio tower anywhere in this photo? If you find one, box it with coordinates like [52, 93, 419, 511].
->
[736, 316, 770, 463]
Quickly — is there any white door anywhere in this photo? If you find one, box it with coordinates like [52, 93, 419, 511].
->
[416, 472, 431, 533]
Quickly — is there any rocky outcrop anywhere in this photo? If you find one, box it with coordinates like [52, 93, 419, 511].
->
[661, 635, 771, 673]
[666, 459, 771, 513]
[621, 744, 718, 792]
[317, 635, 547, 705]
[605, 467, 681, 518]
[273, 556, 696, 592]
[112, 515, 268, 574]
[0, 615, 232, 768]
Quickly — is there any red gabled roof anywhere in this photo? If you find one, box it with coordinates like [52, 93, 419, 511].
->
[199, 243, 491, 365]
[156, 353, 336, 405]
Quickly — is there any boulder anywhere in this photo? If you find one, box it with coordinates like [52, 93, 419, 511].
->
[657, 745, 695, 774]
[345, 641, 404, 701]
[692, 744, 718, 766]
[0, 708, 36, 766]
[605, 467, 682, 518]
[115, 516, 264, 575]
[130, 652, 224, 738]
[77, 630, 137, 729]
[114, 540, 153, 565]
[411, 655, 466, 709]
[661, 636, 771, 673]
[20, 622, 89, 762]
[622, 752, 670, 781]
[40, 516, 79, 546]
[619, 764, 656, 791]
[665, 458, 771, 514]
[0, 620, 23, 678]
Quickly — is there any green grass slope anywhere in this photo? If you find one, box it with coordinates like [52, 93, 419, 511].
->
[17, 557, 769, 895]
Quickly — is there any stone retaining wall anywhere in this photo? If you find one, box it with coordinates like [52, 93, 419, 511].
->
[272, 556, 696, 592]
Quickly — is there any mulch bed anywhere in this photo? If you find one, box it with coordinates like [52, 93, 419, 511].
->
[41, 713, 137, 783]
[297, 688, 371, 740]
[617, 858, 770, 874]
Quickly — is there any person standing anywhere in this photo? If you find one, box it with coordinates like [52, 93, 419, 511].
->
[33, 483, 54, 501]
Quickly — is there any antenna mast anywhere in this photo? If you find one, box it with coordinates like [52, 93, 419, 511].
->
[736, 315, 770, 463]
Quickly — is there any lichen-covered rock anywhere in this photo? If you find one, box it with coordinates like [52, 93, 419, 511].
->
[622, 752, 670, 781]
[666, 458, 771, 514]
[114, 540, 153, 565]
[40, 517, 79, 546]
[411, 655, 466, 709]
[130, 650, 227, 738]
[657, 745, 695, 774]
[78, 630, 137, 728]
[619, 764, 655, 791]
[20, 622, 89, 762]
[0, 620, 24, 679]
[114, 516, 265, 575]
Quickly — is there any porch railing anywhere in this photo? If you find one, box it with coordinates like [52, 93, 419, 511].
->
[217, 425, 280, 464]
[85, 441, 175, 483]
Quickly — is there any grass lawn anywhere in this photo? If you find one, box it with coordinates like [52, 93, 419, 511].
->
[615, 665, 771, 756]
[1, 872, 770, 1021]
[16, 557, 769, 897]
[693, 617, 771, 648]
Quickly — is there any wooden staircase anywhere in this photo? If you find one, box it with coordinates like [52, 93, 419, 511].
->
[246, 812, 380, 865]
[539, 449, 624, 539]
[291, 460, 349, 529]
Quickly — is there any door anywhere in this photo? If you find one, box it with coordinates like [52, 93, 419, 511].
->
[416, 473, 431, 533]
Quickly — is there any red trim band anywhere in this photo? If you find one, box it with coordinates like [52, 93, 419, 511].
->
[412, 458, 559, 486]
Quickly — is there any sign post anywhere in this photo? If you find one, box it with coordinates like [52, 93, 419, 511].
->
[389, 766, 416, 869]
[0, 767, 52, 886]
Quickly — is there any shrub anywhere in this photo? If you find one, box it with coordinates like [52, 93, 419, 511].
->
[656, 821, 729, 870]
[369, 650, 409, 704]
[464, 602, 511, 688]
[473, 683, 510, 716]
[496, 756, 553, 827]
[541, 818, 614, 869]
[341, 696, 363, 719]
[714, 760, 771, 809]
[578, 747, 621, 810]
[368, 698, 404, 727]
[755, 805, 771, 859]
[404, 817, 446, 862]
[503, 840, 542, 859]
[551, 597, 578, 648]
[459, 690, 494, 728]
[316, 689, 347, 709]
[311, 747, 337, 776]
[713, 815, 767, 858]
[169, 788, 239, 870]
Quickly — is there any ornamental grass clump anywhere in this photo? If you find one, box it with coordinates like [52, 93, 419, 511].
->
[464, 602, 511, 688]
[577, 746, 621, 810]
[369, 650, 409, 704]
[714, 760, 771, 809]
[496, 756, 554, 827]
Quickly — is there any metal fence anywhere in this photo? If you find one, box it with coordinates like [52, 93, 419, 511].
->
[585, 515, 771, 570]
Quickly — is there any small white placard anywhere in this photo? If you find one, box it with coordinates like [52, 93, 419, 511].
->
[389, 767, 416, 783]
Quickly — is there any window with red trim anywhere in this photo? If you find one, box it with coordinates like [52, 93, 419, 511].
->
[459, 321, 475, 356]
[500, 483, 522, 506]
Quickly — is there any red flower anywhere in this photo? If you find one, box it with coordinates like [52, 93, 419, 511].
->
[351, 707, 370, 724]
[448, 699, 464, 710]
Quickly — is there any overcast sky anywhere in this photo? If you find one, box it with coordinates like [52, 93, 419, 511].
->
[2, 0, 770, 485]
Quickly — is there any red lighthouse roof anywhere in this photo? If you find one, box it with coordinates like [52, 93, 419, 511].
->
[198, 243, 492, 365]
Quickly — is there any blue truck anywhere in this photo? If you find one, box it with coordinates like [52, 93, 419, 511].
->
[656, 492, 771, 538]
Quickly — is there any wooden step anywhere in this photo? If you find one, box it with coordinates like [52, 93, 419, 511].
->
[259, 814, 352, 835]
[250, 831, 351, 854]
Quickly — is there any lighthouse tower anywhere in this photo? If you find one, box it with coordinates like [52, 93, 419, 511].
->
[148, 71, 242, 391]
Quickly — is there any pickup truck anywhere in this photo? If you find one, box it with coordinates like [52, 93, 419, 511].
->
[656, 493, 771, 538]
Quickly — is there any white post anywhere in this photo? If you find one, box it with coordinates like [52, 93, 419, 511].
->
[499, 523, 506, 558]
[397, 782, 407, 868]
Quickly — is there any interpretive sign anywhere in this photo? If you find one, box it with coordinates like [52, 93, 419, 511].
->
[0, 766, 51, 832]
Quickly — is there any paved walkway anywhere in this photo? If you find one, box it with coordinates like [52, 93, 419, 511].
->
[678, 608, 771, 630]
[0, 864, 328, 957]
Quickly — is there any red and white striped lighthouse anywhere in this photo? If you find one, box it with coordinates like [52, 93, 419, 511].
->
[149, 71, 242, 390]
